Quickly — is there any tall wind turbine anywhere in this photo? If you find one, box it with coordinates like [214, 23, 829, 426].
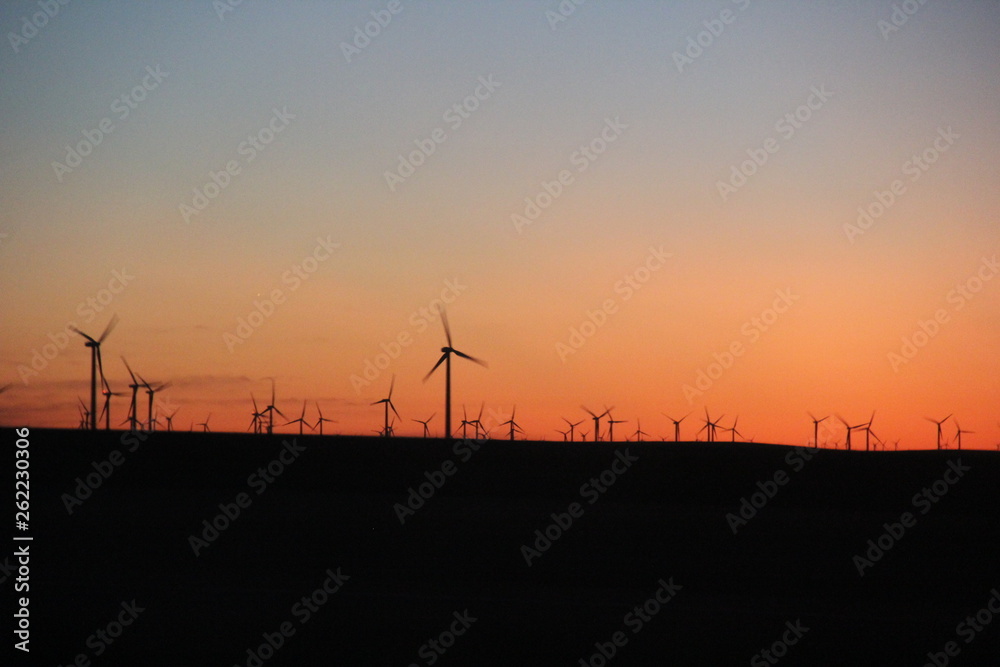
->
[698, 408, 724, 443]
[412, 413, 435, 438]
[121, 357, 142, 431]
[562, 418, 583, 443]
[372, 375, 400, 438]
[836, 414, 867, 451]
[725, 415, 743, 443]
[197, 413, 212, 432]
[501, 406, 524, 441]
[315, 402, 337, 436]
[423, 310, 487, 441]
[582, 406, 611, 442]
[954, 420, 973, 451]
[139, 375, 171, 432]
[925, 415, 952, 450]
[808, 412, 828, 449]
[263, 378, 285, 435]
[631, 418, 649, 442]
[606, 410, 627, 442]
[662, 412, 691, 442]
[99, 376, 126, 431]
[165, 407, 180, 432]
[285, 399, 312, 436]
[70, 314, 119, 430]
[863, 411, 876, 452]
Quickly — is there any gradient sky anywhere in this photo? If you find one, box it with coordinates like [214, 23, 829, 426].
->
[1, 0, 997, 448]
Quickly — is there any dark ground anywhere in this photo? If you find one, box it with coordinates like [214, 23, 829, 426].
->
[6, 427, 1000, 665]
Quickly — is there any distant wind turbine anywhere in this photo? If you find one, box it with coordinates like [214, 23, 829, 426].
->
[121, 357, 142, 432]
[724, 415, 743, 443]
[263, 378, 285, 435]
[954, 420, 973, 451]
[372, 375, 400, 438]
[631, 418, 649, 442]
[606, 410, 626, 442]
[70, 314, 119, 430]
[164, 407, 180, 432]
[925, 414, 952, 450]
[808, 412, 828, 449]
[411, 412, 435, 438]
[315, 402, 337, 436]
[138, 374, 171, 432]
[423, 311, 487, 441]
[99, 376, 126, 431]
[698, 408, 724, 443]
[582, 406, 611, 442]
[197, 413, 212, 432]
[285, 399, 312, 436]
[836, 414, 867, 451]
[562, 417, 583, 443]
[501, 406, 524, 441]
[662, 412, 691, 442]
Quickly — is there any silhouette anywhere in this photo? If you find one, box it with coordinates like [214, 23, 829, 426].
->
[606, 409, 626, 442]
[724, 415, 743, 443]
[699, 408, 724, 443]
[562, 417, 583, 442]
[663, 412, 691, 442]
[836, 414, 867, 451]
[863, 411, 877, 452]
[371, 376, 400, 438]
[262, 378, 285, 435]
[582, 406, 611, 442]
[197, 413, 212, 432]
[411, 412, 435, 438]
[70, 314, 119, 430]
[423, 310, 487, 440]
[808, 412, 828, 449]
[139, 374, 171, 432]
[501, 405, 524, 441]
[315, 402, 337, 436]
[164, 407, 180, 432]
[925, 414, 952, 450]
[248, 394, 264, 434]
[954, 420, 973, 451]
[631, 418, 649, 442]
[121, 357, 143, 431]
[285, 400, 312, 435]
[99, 376, 126, 431]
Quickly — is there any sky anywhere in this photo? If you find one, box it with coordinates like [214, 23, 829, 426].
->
[1, 0, 997, 449]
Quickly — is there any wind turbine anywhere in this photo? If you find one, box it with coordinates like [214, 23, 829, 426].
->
[808, 412, 828, 449]
[954, 420, 974, 451]
[631, 418, 649, 442]
[925, 415, 952, 450]
[372, 375, 400, 438]
[248, 394, 264, 434]
[863, 411, 877, 452]
[263, 378, 285, 435]
[554, 427, 569, 442]
[836, 414, 867, 451]
[411, 412, 435, 438]
[562, 417, 583, 443]
[70, 314, 119, 430]
[582, 406, 611, 442]
[501, 406, 524, 441]
[164, 407, 180, 432]
[725, 415, 743, 443]
[459, 405, 473, 439]
[138, 375, 171, 432]
[662, 412, 691, 442]
[197, 413, 212, 432]
[698, 408, 724, 443]
[422, 310, 487, 441]
[99, 376, 126, 431]
[315, 402, 337, 436]
[77, 398, 90, 429]
[285, 399, 312, 436]
[606, 410, 627, 442]
[121, 357, 142, 432]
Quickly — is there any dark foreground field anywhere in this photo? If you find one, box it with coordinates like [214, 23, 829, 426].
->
[7, 427, 1000, 665]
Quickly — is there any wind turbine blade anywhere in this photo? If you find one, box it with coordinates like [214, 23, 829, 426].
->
[452, 349, 487, 367]
[97, 314, 120, 343]
[388, 374, 395, 398]
[423, 353, 448, 382]
[581, 406, 597, 418]
[441, 308, 452, 348]
[390, 401, 400, 419]
[69, 326, 97, 343]
[121, 356, 138, 383]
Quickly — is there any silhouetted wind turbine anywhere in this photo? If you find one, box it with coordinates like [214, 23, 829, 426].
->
[562, 418, 583, 442]
[698, 408, 724, 443]
[954, 420, 973, 451]
[372, 375, 400, 438]
[315, 402, 337, 436]
[925, 414, 952, 450]
[248, 394, 264, 434]
[501, 406, 524, 441]
[808, 412, 828, 449]
[197, 413, 212, 432]
[459, 405, 472, 439]
[555, 427, 569, 441]
[285, 399, 312, 435]
[582, 406, 611, 442]
[725, 415, 743, 443]
[99, 376, 126, 431]
[77, 397, 90, 429]
[662, 412, 691, 442]
[70, 314, 119, 430]
[606, 410, 626, 442]
[165, 407, 180, 432]
[836, 414, 867, 451]
[631, 418, 649, 442]
[138, 375, 171, 432]
[423, 310, 487, 440]
[121, 357, 142, 431]
[412, 412, 435, 438]
[863, 411, 876, 452]
[470, 402, 487, 439]
[263, 378, 285, 435]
